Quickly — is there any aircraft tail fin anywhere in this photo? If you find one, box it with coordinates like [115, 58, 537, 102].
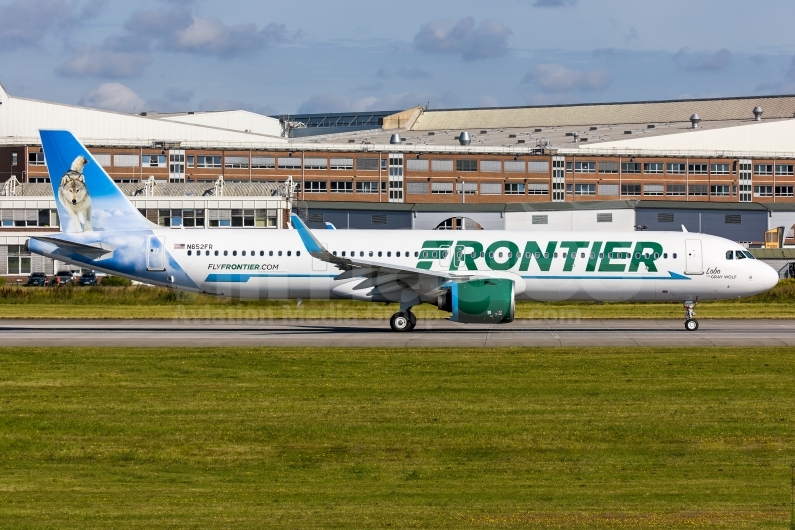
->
[40, 130, 153, 233]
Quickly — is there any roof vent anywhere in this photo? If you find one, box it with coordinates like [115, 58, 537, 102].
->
[572, 132, 579, 143]
[459, 131, 471, 146]
[389, 133, 402, 144]
[753, 106, 763, 121]
[690, 113, 701, 128]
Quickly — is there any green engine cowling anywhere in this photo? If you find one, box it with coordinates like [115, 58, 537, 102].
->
[437, 279, 515, 324]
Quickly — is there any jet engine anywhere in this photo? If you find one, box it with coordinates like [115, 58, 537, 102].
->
[437, 278, 515, 324]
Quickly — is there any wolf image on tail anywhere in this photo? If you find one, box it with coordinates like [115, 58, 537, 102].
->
[58, 155, 92, 232]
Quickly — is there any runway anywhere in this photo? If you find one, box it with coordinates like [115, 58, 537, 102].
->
[1, 318, 794, 347]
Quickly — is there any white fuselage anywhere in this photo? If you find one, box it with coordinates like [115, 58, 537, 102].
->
[87, 227, 778, 303]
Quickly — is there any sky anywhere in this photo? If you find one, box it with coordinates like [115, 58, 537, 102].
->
[1, 0, 795, 116]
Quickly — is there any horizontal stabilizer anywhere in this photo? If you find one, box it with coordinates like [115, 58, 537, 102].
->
[31, 236, 114, 260]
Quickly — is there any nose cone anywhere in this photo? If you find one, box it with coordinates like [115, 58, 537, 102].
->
[758, 262, 780, 292]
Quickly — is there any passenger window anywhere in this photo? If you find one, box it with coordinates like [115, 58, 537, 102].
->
[342, 251, 346, 257]
[215, 250, 219, 256]
[590, 253, 595, 259]
[369, 251, 373, 257]
[224, 250, 228, 256]
[414, 251, 419, 257]
[736, 251, 745, 260]
[379, 251, 383, 257]
[543, 253, 549, 259]
[480, 252, 485, 258]
[278, 251, 282, 256]
[489, 252, 494, 258]
[269, 251, 273, 256]
[599, 253, 604, 258]
[332, 251, 337, 256]
[397, 251, 401, 257]
[553, 252, 558, 258]
[498, 252, 503, 258]
[187, 250, 192, 256]
[673, 253, 677, 259]
[260, 251, 264, 256]
[580, 252, 585, 258]
[233, 251, 237, 256]
[653, 253, 659, 259]
[297, 251, 301, 257]
[241, 251, 245, 256]
[534, 252, 540, 258]
[287, 251, 291, 256]
[726, 250, 733, 260]
[360, 251, 364, 257]
[205, 251, 210, 256]
[525, 252, 531, 258]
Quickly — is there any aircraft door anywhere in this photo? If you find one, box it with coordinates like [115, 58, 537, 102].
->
[147, 236, 166, 271]
[439, 245, 453, 270]
[685, 239, 703, 274]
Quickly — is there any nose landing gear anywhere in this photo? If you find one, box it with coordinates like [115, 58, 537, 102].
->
[683, 300, 699, 331]
[389, 310, 417, 332]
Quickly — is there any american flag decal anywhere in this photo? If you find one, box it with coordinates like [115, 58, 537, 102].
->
[174, 243, 185, 249]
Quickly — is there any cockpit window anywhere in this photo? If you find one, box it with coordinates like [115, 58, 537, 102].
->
[743, 251, 755, 259]
[735, 250, 746, 259]
[726, 251, 733, 260]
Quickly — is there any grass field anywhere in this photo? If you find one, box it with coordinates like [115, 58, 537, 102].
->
[1, 279, 795, 319]
[1, 346, 793, 528]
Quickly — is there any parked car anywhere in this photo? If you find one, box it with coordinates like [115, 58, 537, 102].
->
[26, 272, 49, 286]
[78, 271, 97, 286]
[50, 270, 76, 286]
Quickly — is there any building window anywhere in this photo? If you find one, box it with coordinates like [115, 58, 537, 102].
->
[225, 156, 249, 169]
[330, 181, 353, 193]
[406, 159, 429, 172]
[598, 184, 618, 195]
[230, 209, 257, 227]
[304, 181, 327, 193]
[28, 152, 46, 166]
[505, 182, 526, 195]
[372, 214, 388, 225]
[357, 158, 379, 171]
[114, 154, 140, 167]
[504, 161, 526, 173]
[480, 160, 501, 172]
[621, 162, 641, 173]
[644, 162, 663, 174]
[666, 163, 686, 174]
[407, 181, 429, 194]
[142, 154, 167, 167]
[527, 182, 548, 195]
[621, 184, 641, 195]
[196, 156, 222, 168]
[179, 209, 203, 227]
[575, 183, 596, 195]
[158, 209, 183, 227]
[775, 186, 794, 197]
[754, 185, 773, 197]
[528, 161, 549, 173]
[93, 153, 111, 166]
[754, 164, 773, 175]
[330, 158, 354, 170]
[575, 161, 596, 173]
[187, 155, 194, 168]
[431, 182, 453, 194]
[480, 182, 502, 195]
[1, 208, 58, 227]
[11, 152, 17, 166]
[278, 157, 302, 169]
[689, 184, 708, 196]
[7, 245, 31, 275]
[775, 164, 794, 175]
[643, 184, 664, 196]
[357, 181, 380, 194]
[711, 185, 730, 196]
[251, 156, 275, 169]
[456, 159, 477, 172]
[666, 184, 686, 196]
[431, 159, 453, 172]
[256, 209, 278, 227]
[305, 158, 328, 170]
[688, 164, 708, 174]
[711, 164, 730, 175]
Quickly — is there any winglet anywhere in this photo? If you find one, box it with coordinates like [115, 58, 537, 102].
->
[681, 224, 688, 232]
[325, 222, 336, 230]
[290, 213, 325, 254]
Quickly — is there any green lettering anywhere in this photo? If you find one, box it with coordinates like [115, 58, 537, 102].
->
[628, 242, 663, 272]
[452, 240, 483, 271]
[519, 241, 557, 272]
[599, 242, 633, 272]
[560, 241, 589, 271]
[416, 240, 453, 270]
[586, 242, 602, 272]
[485, 240, 520, 271]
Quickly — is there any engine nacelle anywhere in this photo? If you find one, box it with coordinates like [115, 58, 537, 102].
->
[437, 279, 515, 324]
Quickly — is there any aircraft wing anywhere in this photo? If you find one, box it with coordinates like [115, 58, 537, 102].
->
[291, 214, 475, 298]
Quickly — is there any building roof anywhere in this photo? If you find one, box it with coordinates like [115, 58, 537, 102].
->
[158, 110, 281, 138]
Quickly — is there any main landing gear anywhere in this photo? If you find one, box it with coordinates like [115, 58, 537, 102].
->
[390, 310, 417, 332]
[683, 300, 699, 331]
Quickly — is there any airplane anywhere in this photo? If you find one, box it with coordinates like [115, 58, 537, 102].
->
[27, 130, 779, 332]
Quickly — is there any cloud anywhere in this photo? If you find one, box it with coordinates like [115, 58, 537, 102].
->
[126, 4, 287, 58]
[414, 17, 511, 61]
[78, 83, 145, 113]
[672, 48, 732, 72]
[532, 0, 576, 7]
[755, 55, 795, 94]
[164, 87, 194, 102]
[522, 63, 612, 93]
[397, 66, 431, 79]
[57, 36, 152, 78]
[0, 0, 105, 50]
[749, 54, 765, 65]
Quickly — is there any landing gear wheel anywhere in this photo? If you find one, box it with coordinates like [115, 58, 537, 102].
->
[390, 311, 412, 332]
[684, 319, 699, 331]
[408, 312, 417, 330]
